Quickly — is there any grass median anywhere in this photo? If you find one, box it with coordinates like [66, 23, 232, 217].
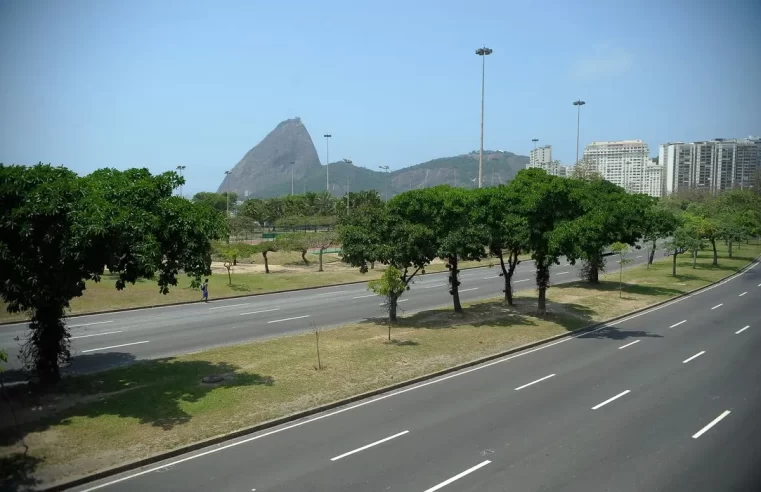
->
[0, 250, 501, 323]
[0, 242, 758, 487]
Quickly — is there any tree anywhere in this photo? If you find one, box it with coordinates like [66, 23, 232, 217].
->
[664, 223, 700, 276]
[192, 191, 238, 213]
[257, 240, 279, 274]
[391, 186, 489, 313]
[308, 231, 338, 272]
[227, 215, 256, 240]
[275, 232, 312, 265]
[610, 242, 633, 298]
[0, 164, 224, 385]
[508, 169, 581, 314]
[473, 186, 528, 305]
[369, 266, 408, 335]
[340, 203, 436, 323]
[238, 198, 265, 227]
[641, 204, 680, 268]
[570, 157, 603, 181]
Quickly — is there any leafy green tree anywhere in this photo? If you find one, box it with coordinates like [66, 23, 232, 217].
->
[610, 242, 633, 298]
[238, 198, 265, 227]
[0, 164, 224, 385]
[192, 191, 238, 213]
[641, 203, 680, 268]
[227, 215, 256, 240]
[275, 232, 312, 265]
[391, 186, 489, 313]
[508, 169, 581, 314]
[473, 186, 528, 305]
[256, 241, 279, 274]
[340, 203, 436, 322]
[337, 190, 384, 221]
[369, 266, 408, 336]
[308, 231, 339, 272]
[664, 222, 701, 276]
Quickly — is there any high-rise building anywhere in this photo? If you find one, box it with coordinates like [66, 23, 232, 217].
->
[582, 140, 652, 194]
[643, 158, 665, 198]
[528, 145, 552, 169]
[660, 138, 761, 194]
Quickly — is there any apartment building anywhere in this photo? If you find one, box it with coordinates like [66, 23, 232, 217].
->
[660, 138, 761, 194]
[643, 158, 665, 198]
[582, 140, 652, 194]
[528, 145, 552, 169]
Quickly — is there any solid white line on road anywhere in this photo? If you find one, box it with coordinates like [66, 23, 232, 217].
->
[483, 275, 501, 280]
[739, 292, 747, 297]
[267, 315, 310, 324]
[330, 430, 409, 461]
[618, 340, 640, 350]
[424, 284, 445, 289]
[75, 261, 756, 492]
[555, 272, 569, 275]
[67, 320, 114, 328]
[81, 341, 150, 353]
[515, 279, 531, 283]
[352, 294, 377, 299]
[692, 410, 731, 439]
[682, 351, 705, 364]
[459, 288, 479, 293]
[71, 331, 123, 340]
[423, 460, 492, 492]
[239, 308, 281, 316]
[711, 303, 723, 310]
[736, 326, 750, 334]
[592, 390, 631, 410]
[208, 303, 250, 311]
[515, 374, 555, 391]
[670, 320, 687, 329]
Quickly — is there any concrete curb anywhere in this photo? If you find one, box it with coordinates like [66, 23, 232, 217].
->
[42, 255, 759, 492]
[0, 263, 494, 327]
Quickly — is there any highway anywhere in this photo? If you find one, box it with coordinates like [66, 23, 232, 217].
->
[1, 254, 651, 378]
[69, 258, 761, 492]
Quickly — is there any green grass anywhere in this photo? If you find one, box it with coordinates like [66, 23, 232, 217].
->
[1, 242, 757, 487]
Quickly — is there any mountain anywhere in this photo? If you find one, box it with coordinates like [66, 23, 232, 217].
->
[218, 118, 529, 199]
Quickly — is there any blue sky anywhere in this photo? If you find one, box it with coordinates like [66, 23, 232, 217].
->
[1, 0, 760, 196]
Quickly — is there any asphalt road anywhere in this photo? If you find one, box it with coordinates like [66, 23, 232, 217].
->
[66, 258, 761, 492]
[0, 253, 651, 379]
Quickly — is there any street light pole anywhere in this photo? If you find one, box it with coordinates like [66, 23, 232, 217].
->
[573, 100, 586, 167]
[324, 134, 332, 192]
[290, 161, 296, 196]
[379, 165, 390, 201]
[475, 46, 493, 189]
[343, 158, 352, 215]
[224, 170, 232, 216]
[176, 165, 186, 197]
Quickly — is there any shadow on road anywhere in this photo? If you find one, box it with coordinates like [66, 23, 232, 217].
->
[577, 327, 663, 341]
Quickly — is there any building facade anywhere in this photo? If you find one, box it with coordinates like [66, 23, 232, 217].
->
[643, 158, 665, 198]
[582, 140, 652, 195]
[660, 138, 761, 194]
[528, 145, 552, 169]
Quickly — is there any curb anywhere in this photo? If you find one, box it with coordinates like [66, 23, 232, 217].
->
[42, 255, 759, 492]
[0, 263, 495, 327]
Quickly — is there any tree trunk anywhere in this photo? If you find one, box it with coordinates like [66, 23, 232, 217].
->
[692, 250, 697, 268]
[318, 248, 324, 272]
[26, 302, 69, 385]
[301, 249, 309, 265]
[370, 261, 375, 269]
[711, 239, 718, 265]
[497, 250, 512, 305]
[672, 252, 677, 276]
[536, 262, 550, 315]
[448, 256, 462, 313]
[227, 266, 232, 284]
[648, 240, 657, 267]
[262, 251, 270, 274]
[589, 264, 599, 284]
[388, 296, 398, 335]
[728, 240, 733, 258]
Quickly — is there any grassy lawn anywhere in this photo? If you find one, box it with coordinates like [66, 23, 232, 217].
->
[0, 243, 758, 488]
[0, 250, 512, 323]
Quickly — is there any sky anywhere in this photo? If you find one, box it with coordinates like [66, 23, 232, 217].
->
[1, 0, 760, 196]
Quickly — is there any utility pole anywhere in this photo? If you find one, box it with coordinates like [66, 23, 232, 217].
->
[176, 165, 186, 197]
[324, 134, 332, 192]
[573, 100, 586, 167]
[343, 158, 353, 214]
[379, 165, 390, 201]
[224, 170, 232, 216]
[475, 46, 493, 189]
[290, 161, 295, 196]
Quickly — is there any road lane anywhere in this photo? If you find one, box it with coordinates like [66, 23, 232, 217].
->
[70, 260, 760, 492]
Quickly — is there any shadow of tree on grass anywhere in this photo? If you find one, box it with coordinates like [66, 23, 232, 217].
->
[0, 452, 42, 492]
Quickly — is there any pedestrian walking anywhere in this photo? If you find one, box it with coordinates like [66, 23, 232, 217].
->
[201, 279, 209, 302]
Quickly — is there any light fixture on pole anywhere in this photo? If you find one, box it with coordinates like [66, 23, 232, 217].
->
[224, 170, 232, 216]
[290, 161, 296, 196]
[343, 158, 352, 214]
[379, 165, 390, 201]
[475, 46, 493, 189]
[324, 134, 332, 192]
[573, 100, 586, 167]
[176, 165, 186, 197]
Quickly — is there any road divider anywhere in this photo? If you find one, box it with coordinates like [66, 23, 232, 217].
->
[514, 374, 555, 391]
[739, 292, 747, 297]
[267, 315, 309, 324]
[591, 390, 631, 410]
[68, 320, 114, 328]
[711, 303, 723, 310]
[239, 308, 281, 316]
[209, 303, 250, 311]
[81, 341, 150, 353]
[423, 460, 491, 492]
[618, 340, 640, 350]
[669, 320, 687, 329]
[692, 410, 731, 439]
[329, 430, 409, 461]
[735, 326, 749, 334]
[71, 331, 123, 340]
[682, 351, 705, 364]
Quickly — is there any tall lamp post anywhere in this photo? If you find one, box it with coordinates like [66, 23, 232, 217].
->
[176, 165, 186, 197]
[224, 170, 232, 216]
[343, 158, 352, 214]
[475, 46, 493, 189]
[379, 165, 390, 201]
[290, 161, 296, 196]
[324, 134, 332, 192]
[573, 100, 586, 167]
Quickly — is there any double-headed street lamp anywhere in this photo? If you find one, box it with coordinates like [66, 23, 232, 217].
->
[343, 158, 352, 214]
[379, 165, 390, 201]
[324, 134, 332, 192]
[573, 100, 586, 167]
[176, 165, 186, 197]
[224, 170, 232, 216]
[475, 46, 493, 189]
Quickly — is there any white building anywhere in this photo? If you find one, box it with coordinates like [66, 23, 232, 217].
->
[582, 140, 651, 194]
[528, 145, 552, 169]
[660, 138, 761, 194]
[643, 158, 665, 198]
